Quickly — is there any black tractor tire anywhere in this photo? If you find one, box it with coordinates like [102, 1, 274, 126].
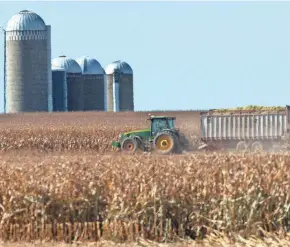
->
[153, 131, 178, 155]
[121, 137, 138, 153]
[134, 137, 145, 151]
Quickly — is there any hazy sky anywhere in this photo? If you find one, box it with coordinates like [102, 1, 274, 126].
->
[1, 1, 290, 112]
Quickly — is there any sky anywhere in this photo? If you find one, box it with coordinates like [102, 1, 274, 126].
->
[1, 1, 290, 112]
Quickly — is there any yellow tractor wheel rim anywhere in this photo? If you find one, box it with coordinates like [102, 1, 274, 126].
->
[156, 135, 173, 151]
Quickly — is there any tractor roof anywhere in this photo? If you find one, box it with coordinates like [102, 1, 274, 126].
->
[148, 115, 176, 120]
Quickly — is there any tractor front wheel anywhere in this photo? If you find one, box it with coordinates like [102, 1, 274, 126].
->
[121, 138, 138, 153]
[153, 132, 177, 154]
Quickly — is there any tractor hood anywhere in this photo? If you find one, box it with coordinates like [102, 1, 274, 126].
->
[120, 128, 151, 138]
[112, 128, 151, 149]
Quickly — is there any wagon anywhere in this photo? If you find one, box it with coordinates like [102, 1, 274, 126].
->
[199, 105, 290, 151]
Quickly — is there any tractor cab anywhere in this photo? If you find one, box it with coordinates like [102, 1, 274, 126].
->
[147, 116, 177, 136]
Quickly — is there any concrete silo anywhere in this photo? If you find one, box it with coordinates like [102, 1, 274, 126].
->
[4, 10, 51, 113]
[105, 60, 134, 112]
[51, 66, 67, 112]
[51, 56, 84, 111]
[76, 56, 105, 111]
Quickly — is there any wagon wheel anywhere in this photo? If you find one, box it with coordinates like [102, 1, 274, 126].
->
[236, 141, 248, 152]
[251, 141, 263, 151]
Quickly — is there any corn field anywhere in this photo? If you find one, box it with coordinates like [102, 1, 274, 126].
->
[0, 111, 200, 152]
[0, 111, 289, 246]
[0, 151, 289, 243]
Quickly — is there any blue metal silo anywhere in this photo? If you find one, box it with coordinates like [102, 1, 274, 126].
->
[51, 56, 84, 111]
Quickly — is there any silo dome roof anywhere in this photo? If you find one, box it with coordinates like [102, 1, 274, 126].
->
[5, 10, 46, 32]
[76, 56, 104, 75]
[51, 56, 82, 74]
[51, 65, 66, 72]
[105, 60, 133, 75]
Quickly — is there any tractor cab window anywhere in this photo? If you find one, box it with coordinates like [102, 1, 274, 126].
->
[167, 119, 175, 129]
[151, 119, 168, 135]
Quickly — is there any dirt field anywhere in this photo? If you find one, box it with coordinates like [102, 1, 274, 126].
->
[0, 111, 288, 246]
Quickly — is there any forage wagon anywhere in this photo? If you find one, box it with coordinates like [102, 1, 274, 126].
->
[199, 105, 290, 151]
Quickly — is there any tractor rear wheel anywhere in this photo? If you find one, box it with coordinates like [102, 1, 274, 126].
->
[121, 137, 138, 153]
[153, 132, 177, 154]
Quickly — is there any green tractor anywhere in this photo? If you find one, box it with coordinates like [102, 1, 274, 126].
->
[112, 115, 184, 154]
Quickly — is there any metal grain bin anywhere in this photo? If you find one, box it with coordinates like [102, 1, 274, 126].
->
[4, 10, 51, 113]
[51, 66, 67, 112]
[76, 56, 105, 111]
[105, 60, 134, 112]
[51, 56, 84, 111]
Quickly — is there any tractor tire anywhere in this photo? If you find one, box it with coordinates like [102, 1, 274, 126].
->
[153, 131, 178, 154]
[121, 137, 138, 153]
[134, 137, 145, 151]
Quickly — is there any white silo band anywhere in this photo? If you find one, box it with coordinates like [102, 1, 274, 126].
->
[113, 80, 120, 112]
[104, 74, 107, 111]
